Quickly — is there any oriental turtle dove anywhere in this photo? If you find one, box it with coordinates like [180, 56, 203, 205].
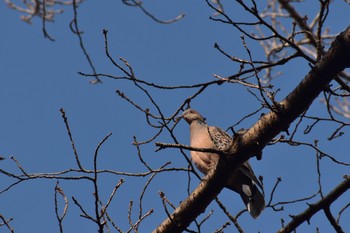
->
[181, 109, 265, 218]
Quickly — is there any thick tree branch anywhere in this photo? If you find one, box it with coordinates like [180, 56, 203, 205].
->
[153, 26, 350, 233]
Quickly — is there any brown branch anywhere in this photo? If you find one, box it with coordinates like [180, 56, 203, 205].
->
[277, 0, 317, 46]
[153, 27, 350, 233]
[278, 0, 349, 91]
[70, 0, 100, 84]
[215, 198, 244, 233]
[54, 182, 68, 233]
[337, 202, 350, 224]
[60, 108, 84, 171]
[93, 132, 113, 233]
[155, 142, 226, 155]
[324, 206, 345, 233]
[122, 0, 185, 24]
[0, 214, 14, 233]
[100, 179, 124, 218]
[277, 175, 350, 233]
[42, 0, 55, 41]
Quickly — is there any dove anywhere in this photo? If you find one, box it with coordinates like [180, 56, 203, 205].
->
[181, 109, 265, 218]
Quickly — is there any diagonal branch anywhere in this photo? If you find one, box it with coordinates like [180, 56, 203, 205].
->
[153, 26, 350, 233]
[278, 176, 350, 233]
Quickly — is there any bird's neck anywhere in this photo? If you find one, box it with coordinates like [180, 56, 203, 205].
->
[192, 119, 206, 126]
[190, 120, 207, 137]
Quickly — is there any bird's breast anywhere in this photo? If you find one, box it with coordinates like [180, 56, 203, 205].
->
[189, 124, 219, 174]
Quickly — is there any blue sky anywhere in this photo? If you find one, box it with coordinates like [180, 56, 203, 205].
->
[1, 1, 350, 232]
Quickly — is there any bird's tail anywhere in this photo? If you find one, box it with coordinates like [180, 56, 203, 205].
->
[239, 183, 265, 219]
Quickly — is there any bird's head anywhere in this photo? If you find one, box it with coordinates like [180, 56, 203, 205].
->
[181, 109, 206, 124]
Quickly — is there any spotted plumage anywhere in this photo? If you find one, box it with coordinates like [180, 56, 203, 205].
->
[181, 108, 265, 218]
[207, 126, 232, 151]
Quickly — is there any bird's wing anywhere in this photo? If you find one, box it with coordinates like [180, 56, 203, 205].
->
[207, 126, 233, 151]
[208, 126, 263, 190]
[239, 162, 263, 190]
[208, 125, 263, 190]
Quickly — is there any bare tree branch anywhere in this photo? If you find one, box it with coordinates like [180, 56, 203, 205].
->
[278, 175, 350, 233]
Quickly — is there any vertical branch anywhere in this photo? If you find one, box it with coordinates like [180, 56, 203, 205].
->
[314, 140, 323, 198]
[315, 0, 330, 60]
[70, 0, 101, 84]
[93, 132, 113, 233]
[54, 182, 68, 233]
[42, 0, 55, 41]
